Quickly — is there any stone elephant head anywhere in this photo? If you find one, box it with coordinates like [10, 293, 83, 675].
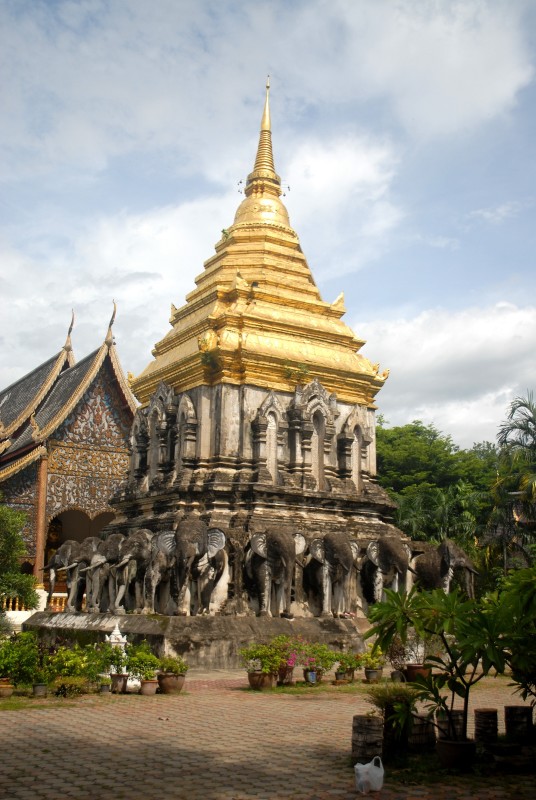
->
[111, 528, 154, 614]
[360, 537, 415, 606]
[305, 532, 361, 617]
[174, 518, 227, 616]
[414, 539, 478, 598]
[42, 539, 81, 608]
[244, 528, 306, 618]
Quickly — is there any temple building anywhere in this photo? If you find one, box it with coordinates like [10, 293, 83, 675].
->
[0, 311, 136, 578]
[112, 81, 399, 557]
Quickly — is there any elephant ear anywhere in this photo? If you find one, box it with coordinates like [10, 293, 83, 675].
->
[250, 532, 268, 559]
[309, 538, 325, 563]
[155, 530, 176, 555]
[206, 528, 226, 558]
[349, 541, 361, 562]
[366, 541, 381, 567]
[293, 533, 306, 556]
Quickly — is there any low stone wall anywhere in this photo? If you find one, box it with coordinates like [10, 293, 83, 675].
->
[23, 611, 370, 668]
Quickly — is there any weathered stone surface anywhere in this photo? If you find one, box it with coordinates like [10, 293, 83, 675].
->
[24, 611, 370, 669]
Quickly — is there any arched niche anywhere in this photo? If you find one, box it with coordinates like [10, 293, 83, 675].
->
[251, 391, 287, 484]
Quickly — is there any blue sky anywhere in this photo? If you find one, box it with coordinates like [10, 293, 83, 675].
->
[1, 0, 535, 448]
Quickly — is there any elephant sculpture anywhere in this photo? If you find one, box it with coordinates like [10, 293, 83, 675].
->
[244, 528, 306, 618]
[304, 532, 361, 617]
[42, 539, 81, 607]
[360, 537, 416, 607]
[82, 533, 126, 613]
[64, 536, 101, 612]
[413, 539, 477, 598]
[174, 518, 228, 616]
[143, 530, 177, 615]
[111, 528, 154, 614]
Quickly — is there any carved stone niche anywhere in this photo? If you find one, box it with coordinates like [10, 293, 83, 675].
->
[251, 391, 288, 485]
[337, 406, 373, 494]
[287, 378, 339, 492]
[173, 393, 199, 486]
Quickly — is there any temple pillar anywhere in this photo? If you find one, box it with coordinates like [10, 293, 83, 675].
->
[33, 454, 48, 582]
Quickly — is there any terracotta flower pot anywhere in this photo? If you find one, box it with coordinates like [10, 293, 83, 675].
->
[110, 673, 128, 694]
[139, 679, 159, 696]
[0, 683, 15, 698]
[277, 666, 294, 686]
[404, 664, 431, 682]
[247, 671, 275, 690]
[157, 673, 186, 695]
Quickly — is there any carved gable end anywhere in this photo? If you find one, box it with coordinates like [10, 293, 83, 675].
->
[56, 361, 132, 449]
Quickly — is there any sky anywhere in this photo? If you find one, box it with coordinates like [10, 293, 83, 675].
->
[1, 0, 535, 449]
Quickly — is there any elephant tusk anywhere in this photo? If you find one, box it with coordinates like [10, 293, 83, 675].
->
[115, 557, 131, 570]
[56, 562, 78, 572]
[408, 565, 417, 575]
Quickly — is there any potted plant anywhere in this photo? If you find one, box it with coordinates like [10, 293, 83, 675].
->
[158, 655, 189, 694]
[126, 642, 161, 695]
[364, 682, 419, 761]
[300, 642, 338, 684]
[109, 646, 129, 694]
[365, 587, 507, 769]
[270, 634, 304, 685]
[99, 675, 112, 694]
[361, 643, 385, 683]
[239, 642, 281, 690]
[335, 651, 363, 682]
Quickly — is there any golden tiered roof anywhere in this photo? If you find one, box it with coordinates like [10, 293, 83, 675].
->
[131, 80, 388, 406]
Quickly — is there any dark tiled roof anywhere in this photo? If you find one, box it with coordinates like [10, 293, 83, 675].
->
[0, 354, 62, 430]
[5, 350, 99, 454]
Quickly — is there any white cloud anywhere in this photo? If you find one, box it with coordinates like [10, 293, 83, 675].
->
[343, 0, 534, 138]
[357, 302, 536, 446]
[0, 0, 532, 186]
[468, 201, 525, 225]
[0, 192, 238, 385]
[284, 135, 404, 279]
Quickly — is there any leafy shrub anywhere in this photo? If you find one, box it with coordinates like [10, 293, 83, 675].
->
[300, 642, 338, 673]
[53, 676, 88, 697]
[126, 641, 161, 679]
[159, 655, 188, 675]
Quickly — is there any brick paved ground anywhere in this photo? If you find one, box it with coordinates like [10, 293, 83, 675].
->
[0, 671, 534, 800]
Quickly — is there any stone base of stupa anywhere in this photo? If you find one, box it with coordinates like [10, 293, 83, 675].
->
[23, 611, 370, 669]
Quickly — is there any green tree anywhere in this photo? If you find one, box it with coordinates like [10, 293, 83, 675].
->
[376, 421, 496, 545]
[497, 391, 536, 513]
[0, 497, 38, 618]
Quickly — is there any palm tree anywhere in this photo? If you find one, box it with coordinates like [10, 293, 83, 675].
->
[497, 391, 536, 507]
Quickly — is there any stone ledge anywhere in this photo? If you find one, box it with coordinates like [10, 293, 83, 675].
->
[23, 611, 370, 669]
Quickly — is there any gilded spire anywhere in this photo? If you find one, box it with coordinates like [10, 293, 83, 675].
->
[245, 76, 281, 197]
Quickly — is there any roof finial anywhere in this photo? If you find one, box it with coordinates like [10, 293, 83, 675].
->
[245, 77, 280, 196]
[105, 300, 117, 347]
[63, 310, 75, 354]
[261, 75, 271, 132]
